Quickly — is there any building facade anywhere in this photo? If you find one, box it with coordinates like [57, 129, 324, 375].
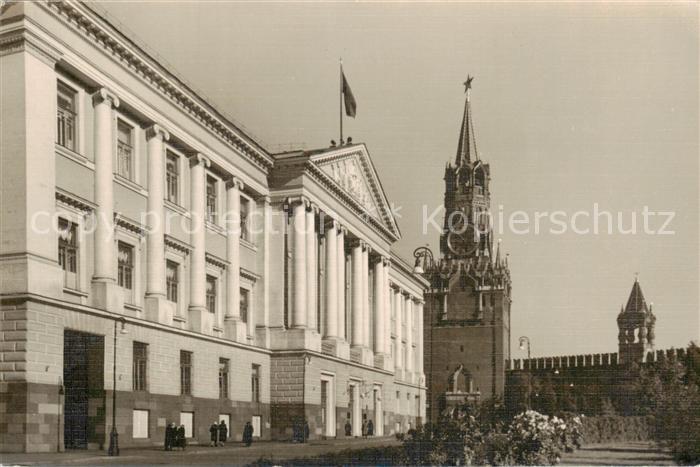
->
[0, 1, 426, 453]
[418, 81, 512, 422]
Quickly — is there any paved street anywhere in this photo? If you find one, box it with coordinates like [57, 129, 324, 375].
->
[0, 436, 400, 466]
[562, 441, 675, 466]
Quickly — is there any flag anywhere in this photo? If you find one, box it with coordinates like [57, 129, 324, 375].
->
[341, 70, 357, 118]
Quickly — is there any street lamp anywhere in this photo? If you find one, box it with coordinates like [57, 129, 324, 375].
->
[108, 317, 127, 456]
[518, 336, 531, 410]
[412, 245, 435, 275]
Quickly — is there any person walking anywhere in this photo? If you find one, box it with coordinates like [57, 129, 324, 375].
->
[218, 420, 228, 447]
[209, 421, 219, 447]
[164, 422, 174, 451]
[345, 419, 352, 436]
[303, 420, 310, 443]
[362, 419, 367, 438]
[367, 419, 374, 437]
[243, 421, 254, 447]
[176, 424, 186, 451]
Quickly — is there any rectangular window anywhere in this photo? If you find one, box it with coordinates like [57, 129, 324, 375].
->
[117, 242, 134, 290]
[117, 120, 134, 181]
[57, 82, 77, 151]
[133, 342, 148, 391]
[219, 358, 229, 399]
[240, 288, 249, 323]
[251, 364, 260, 402]
[166, 151, 179, 204]
[206, 275, 217, 314]
[180, 350, 192, 396]
[206, 176, 217, 224]
[58, 218, 78, 289]
[166, 260, 179, 303]
[132, 409, 149, 439]
[240, 197, 251, 241]
[251, 415, 261, 438]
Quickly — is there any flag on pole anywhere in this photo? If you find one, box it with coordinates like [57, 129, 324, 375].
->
[341, 69, 357, 118]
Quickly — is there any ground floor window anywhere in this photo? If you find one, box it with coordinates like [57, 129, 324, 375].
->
[132, 409, 149, 439]
[180, 411, 194, 438]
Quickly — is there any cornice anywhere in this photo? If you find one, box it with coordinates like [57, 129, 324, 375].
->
[40, 1, 273, 172]
[164, 234, 191, 255]
[114, 213, 146, 237]
[55, 188, 95, 213]
[0, 24, 63, 66]
[205, 252, 228, 270]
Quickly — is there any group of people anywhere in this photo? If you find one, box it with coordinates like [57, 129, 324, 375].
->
[343, 419, 374, 437]
[163, 423, 187, 451]
[208, 420, 228, 447]
[164, 420, 255, 451]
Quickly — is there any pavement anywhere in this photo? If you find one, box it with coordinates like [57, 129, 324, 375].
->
[0, 436, 401, 466]
[561, 441, 675, 466]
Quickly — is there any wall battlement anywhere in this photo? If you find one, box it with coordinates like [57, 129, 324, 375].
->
[506, 348, 686, 371]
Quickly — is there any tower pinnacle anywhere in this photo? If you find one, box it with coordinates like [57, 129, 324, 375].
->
[456, 75, 478, 165]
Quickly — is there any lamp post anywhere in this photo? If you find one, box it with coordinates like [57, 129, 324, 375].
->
[518, 336, 531, 410]
[412, 245, 435, 421]
[412, 245, 435, 275]
[108, 317, 127, 456]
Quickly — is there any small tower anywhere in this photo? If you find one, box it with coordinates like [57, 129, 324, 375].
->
[617, 277, 656, 364]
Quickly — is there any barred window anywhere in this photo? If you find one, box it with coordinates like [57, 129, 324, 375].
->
[166, 260, 179, 303]
[57, 82, 77, 151]
[58, 218, 78, 289]
[180, 350, 192, 396]
[117, 120, 134, 181]
[206, 275, 217, 314]
[219, 358, 229, 399]
[133, 342, 148, 391]
[166, 152, 179, 204]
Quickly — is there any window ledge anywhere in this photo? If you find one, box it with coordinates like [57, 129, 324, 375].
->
[206, 221, 226, 236]
[213, 326, 223, 333]
[165, 199, 190, 217]
[173, 315, 187, 323]
[114, 174, 148, 197]
[240, 238, 257, 252]
[63, 287, 88, 298]
[125, 302, 142, 312]
[56, 144, 94, 170]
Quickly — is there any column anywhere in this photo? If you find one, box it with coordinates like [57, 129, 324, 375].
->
[405, 295, 414, 375]
[91, 88, 121, 311]
[394, 288, 403, 370]
[291, 199, 307, 328]
[225, 177, 244, 341]
[306, 205, 318, 331]
[362, 244, 370, 348]
[257, 195, 272, 347]
[336, 226, 346, 340]
[373, 257, 385, 354]
[416, 300, 425, 378]
[383, 258, 392, 355]
[144, 124, 170, 322]
[351, 240, 363, 347]
[145, 125, 170, 297]
[324, 219, 338, 338]
[189, 153, 210, 330]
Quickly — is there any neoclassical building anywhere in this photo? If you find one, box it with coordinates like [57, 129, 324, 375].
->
[0, 1, 426, 453]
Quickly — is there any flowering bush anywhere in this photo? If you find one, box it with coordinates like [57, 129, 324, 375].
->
[504, 410, 583, 465]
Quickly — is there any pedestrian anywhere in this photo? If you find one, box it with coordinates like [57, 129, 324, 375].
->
[243, 421, 254, 447]
[209, 421, 219, 447]
[164, 422, 174, 451]
[303, 420, 310, 443]
[176, 424, 186, 451]
[345, 420, 352, 436]
[367, 419, 374, 437]
[362, 419, 367, 438]
[218, 420, 228, 447]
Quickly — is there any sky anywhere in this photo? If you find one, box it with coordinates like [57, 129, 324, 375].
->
[97, 1, 699, 357]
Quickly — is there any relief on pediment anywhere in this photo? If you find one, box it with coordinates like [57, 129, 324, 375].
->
[323, 157, 376, 215]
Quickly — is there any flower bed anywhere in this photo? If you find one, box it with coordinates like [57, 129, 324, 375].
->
[580, 415, 652, 444]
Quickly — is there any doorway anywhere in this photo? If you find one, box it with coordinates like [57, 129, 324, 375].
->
[320, 374, 335, 437]
[63, 330, 104, 449]
[373, 386, 383, 436]
[348, 382, 361, 437]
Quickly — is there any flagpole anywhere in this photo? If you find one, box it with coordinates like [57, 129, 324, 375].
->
[339, 59, 343, 144]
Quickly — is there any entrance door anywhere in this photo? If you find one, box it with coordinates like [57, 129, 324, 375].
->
[63, 330, 104, 450]
[320, 375, 335, 437]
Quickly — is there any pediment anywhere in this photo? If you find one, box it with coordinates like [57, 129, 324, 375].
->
[310, 145, 400, 239]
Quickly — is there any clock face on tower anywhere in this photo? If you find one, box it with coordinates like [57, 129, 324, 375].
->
[447, 228, 475, 257]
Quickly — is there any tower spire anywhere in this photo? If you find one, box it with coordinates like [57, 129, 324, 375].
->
[456, 75, 478, 165]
